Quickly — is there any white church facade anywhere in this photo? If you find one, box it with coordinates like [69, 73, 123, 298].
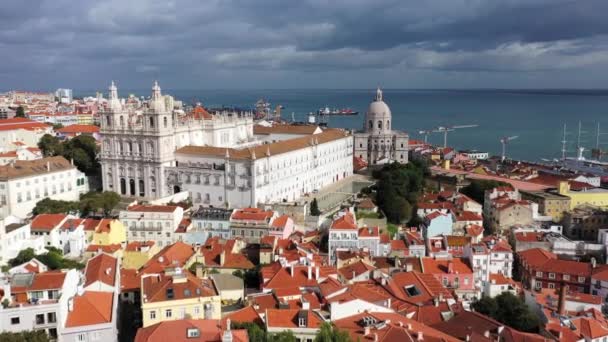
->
[99, 82, 353, 208]
[354, 88, 408, 165]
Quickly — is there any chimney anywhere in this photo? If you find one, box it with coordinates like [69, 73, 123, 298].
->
[307, 266, 312, 280]
[220, 250, 226, 266]
[591, 257, 597, 269]
[364, 327, 370, 336]
[558, 282, 567, 315]
[416, 332, 423, 341]
[315, 266, 320, 280]
[46, 161, 50, 171]
[447, 261, 454, 274]
[195, 264, 204, 278]
[68, 297, 74, 311]
[381, 277, 387, 286]
[373, 333, 378, 342]
[439, 293, 444, 302]
[433, 296, 439, 307]
[290, 265, 295, 277]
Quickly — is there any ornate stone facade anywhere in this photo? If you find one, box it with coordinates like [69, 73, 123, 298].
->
[353, 88, 408, 165]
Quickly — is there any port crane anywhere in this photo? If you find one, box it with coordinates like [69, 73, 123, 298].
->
[434, 124, 478, 148]
[418, 130, 434, 144]
[500, 135, 518, 162]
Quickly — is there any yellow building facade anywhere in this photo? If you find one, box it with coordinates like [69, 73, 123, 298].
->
[141, 272, 221, 328]
[558, 182, 608, 210]
[122, 242, 159, 270]
[92, 219, 127, 245]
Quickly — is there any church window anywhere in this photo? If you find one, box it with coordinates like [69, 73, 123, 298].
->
[368, 120, 373, 130]
[119, 142, 124, 154]
[359, 143, 362, 148]
[163, 117, 168, 128]
[106, 115, 111, 126]
[120, 116, 124, 127]
[387, 120, 390, 130]
[127, 142, 132, 153]
[149, 116, 154, 128]
[378, 121, 382, 129]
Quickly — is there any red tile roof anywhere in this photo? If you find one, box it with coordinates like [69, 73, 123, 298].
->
[338, 261, 376, 280]
[120, 269, 141, 292]
[266, 309, 323, 329]
[271, 215, 291, 229]
[30, 271, 66, 290]
[231, 207, 274, 221]
[0, 118, 51, 131]
[95, 219, 115, 233]
[82, 219, 101, 231]
[65, 291, 114, 327]
[125, 241, 156, 252]
[334, 311, 459, 342]
[223, 306, 263, 326]
[57, 124, 100, 134]
[330, 211, 357, 230]
[518, 248, 593, 277]
[456, 211, 482, 221]
[86, 244, 122, 254]
[135, 319, 248, 342]
[390, 239, 407, 251]
[30, 214, 66, 231]
[421, 257, 473, 275]
[127, 205, 179, 213]
[60, 218, 84, 230]
[142, 272, 217, 303]
[140, 242, 196, 274]
[84, 253, 117, 288]
[358, 226, 379, 238]
[189, 105, 213, 120]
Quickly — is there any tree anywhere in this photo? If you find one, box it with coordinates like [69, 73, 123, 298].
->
[472, 293, 540, 333]
[267, 330, 296, 342]
[314, 322, 351, 342]
[15, 106, 25, 118]
[8, 248, 36, 267]
[32, 198, 79, 215]
[0, 330, 50, 342]
[373, 161, 428, 224]
[232, 322, 266, 342]
[38, 134, 63, 157]
[310, 198, 321, 216]
[460, 179, 510, 205]
[52, 123, 64, 130]
[471, 296, 498, 317]
[79, 191, 120, 216]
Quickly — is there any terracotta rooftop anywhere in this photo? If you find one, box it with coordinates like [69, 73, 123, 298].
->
[65, 291, 114, 327]
[57, 124, 100, 134]
[0, 156, 75, 181]
[177, 128, 350, 160]
[330, 211, 357, 230]
[265, 308, 323, 329]
[127, 205, 179, 213]
[0, 118, 50, 132]
[135, 319, 248, 342]
[30, 271, 66, 291]
[142, 272, 217, 303]
[30, 213, 67, 231]
[231, 207, 274, 221]
[84, 253, 117, 288]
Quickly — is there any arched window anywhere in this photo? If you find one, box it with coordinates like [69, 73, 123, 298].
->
[127, 141, 132, 153]
[139, 179, 145, 197]
[163, 117, 168, 128]
[106, 115, 111, 126]
[387, 120, 390, 130]
[149, 116, 154, 128]
[119, 116, 124, 127]
[119, 142, 124, 154]
[377, 121, 382, 129]
[368, 120, 373, 130]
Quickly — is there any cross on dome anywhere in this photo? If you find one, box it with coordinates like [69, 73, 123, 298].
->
[152, 80, 162, 99]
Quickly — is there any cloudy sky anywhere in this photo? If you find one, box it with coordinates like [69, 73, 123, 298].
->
[2, 0, 608, 90]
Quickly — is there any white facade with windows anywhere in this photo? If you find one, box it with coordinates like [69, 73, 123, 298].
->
[120, 205, 184, 248]
[0, 156, 88, 218]
[169, 128, 353, 209]
[99, 81, 254, 199]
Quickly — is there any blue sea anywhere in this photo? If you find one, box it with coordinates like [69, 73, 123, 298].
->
[79, 88, 608, 162]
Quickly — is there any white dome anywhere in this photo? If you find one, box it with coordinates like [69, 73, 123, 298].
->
[364, 88, 392, 133]
[367, 100, 391, 118]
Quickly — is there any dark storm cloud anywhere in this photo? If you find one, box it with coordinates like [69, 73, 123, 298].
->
[2, 0, 608, 89]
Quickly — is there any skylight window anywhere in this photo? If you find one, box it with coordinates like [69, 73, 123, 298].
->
[405, 285, 421, 297]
